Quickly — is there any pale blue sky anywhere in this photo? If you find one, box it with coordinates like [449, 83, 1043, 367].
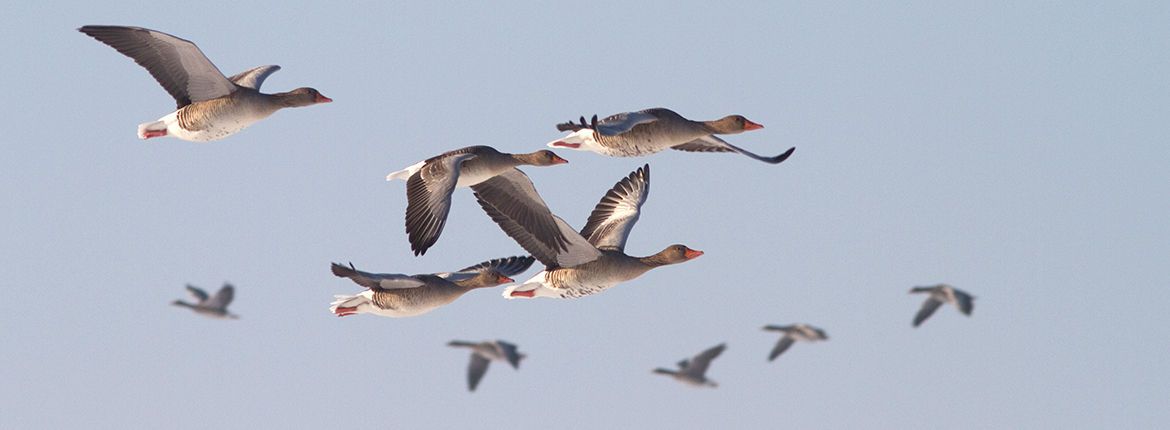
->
[3, 1, 1168, 428]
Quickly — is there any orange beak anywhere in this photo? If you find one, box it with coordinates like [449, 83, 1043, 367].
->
[743, 120, 763, 131]
[497, 275, 514, 283]
[315, 94, 333, 103]
[683, 248, 704, 259]
[551, 154, 569, 164]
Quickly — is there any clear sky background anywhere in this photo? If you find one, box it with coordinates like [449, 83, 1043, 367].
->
[2, 1, 1168, 428]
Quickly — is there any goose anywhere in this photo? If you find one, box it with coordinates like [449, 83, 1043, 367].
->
[910, 284, 975, 327]
[172, 283, 238, 319]
[549, 108, 794, 164]
[78, 25, 331, 142]
[653, 343, 726, 388]
[328, 256, 534, 318]
[447, 339, 526, 392]
[385, 146, 569, 255]
[473, 164, 703, 299]
[762, 323, 828, 361]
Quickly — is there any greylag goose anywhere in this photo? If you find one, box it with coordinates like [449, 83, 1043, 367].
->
[329, 256, 534, 318]
[762, 323, 828, 361]
[385, 146, 569, 255]
[473, 164, 703, 299]
[172, 283, 238, 319]
[447, 339, 526, 392]
[653, 343, 726, 388]
[549, 108, 794, 164]
[910, 284, 975, 327]
[78, 25, 331, 142]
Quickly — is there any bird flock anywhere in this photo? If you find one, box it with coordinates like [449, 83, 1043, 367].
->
[81, 25, 976, 392]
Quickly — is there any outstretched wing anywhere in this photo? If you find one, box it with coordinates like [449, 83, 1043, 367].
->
[473, 170, 599, 268]
[457, 256, 536, 278]
[330, 263, 426, 290]
[467, 353, 491, 392]
[683, 343, 726, 377]
[913, 298, 944, 327]
[78, 25, 235, 107]
[951, 288, 975, 316]
[404, 153, 475, 256]
[204, 284, 235, 309]
[671, 135, 795, 164]
[228, 65, 281, 90]
[579, 164, 650, 251]
[768, 336, 795, 361]
[495, 340, 524, 369]
[185, 284, 209, 303]
[595, 111, 659, 136]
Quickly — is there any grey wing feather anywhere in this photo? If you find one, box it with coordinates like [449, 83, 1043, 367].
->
[671, 135, 795, 164]
[185, 284, 209, 303]
[467, 353, 491, 392]
[913, 298, 944, 327]
[204, 284, 235, 309]
[953, 289, 975, 316]
[472, 169, 599, 268]
[330, 263, 425, 290]
[579, 164, 650, 251]
[684, 344, 726, 377]
[457, 256, 536, 278]
[404, 153, 473, 256]
[227, 65, 281, 90]
[595, 111, 659, 136]
[768, 337, 796, 361]
[78, 25, 235, 107]
[495, 341, 523, 369]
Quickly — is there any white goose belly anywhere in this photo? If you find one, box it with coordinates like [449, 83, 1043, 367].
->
[162, 102, 275, 142]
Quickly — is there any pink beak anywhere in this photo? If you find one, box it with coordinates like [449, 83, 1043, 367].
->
[684, 248, 704, 259]
[742, 120, 763, 131]
[315, 94, 333, 103]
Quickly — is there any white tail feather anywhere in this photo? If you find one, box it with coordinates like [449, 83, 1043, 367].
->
[386, 161, 426, 181]
[137, 120, 166, 139]
[329, 292, 371, 313]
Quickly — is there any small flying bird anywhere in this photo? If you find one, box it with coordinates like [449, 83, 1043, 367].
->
[78, 25, 331, 141]
[909, 284, 975, 327]
[447, 340, 526, 392]
[653, 343, 727, 388]
[762, 324, 828, 361]
[549, 108, 794, 164]
[475, 164, 703, 299]
[385, 145, 569, 256]
[329, 256, 534, 318]
[172, 283, 239, 319]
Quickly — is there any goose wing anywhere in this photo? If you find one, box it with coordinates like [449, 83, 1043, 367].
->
[473, 170, 599, 268]
[330, 263, 426, 290]
[227, 65, 281, 90]
[579, 164, 650, 251]
[78, 25, 235, 107]
[671, 135, 795, 164]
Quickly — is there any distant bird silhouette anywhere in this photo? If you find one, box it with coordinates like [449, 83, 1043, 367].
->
[385, 145, 569, 256]
[909, 284, 975, 327]
[478, 164, 703, 299]
[447, 340, 526, 392]
[549, 107, 794, 164]
[762, 323, 828, 361]
[329, 256, 534, 318]
[78, 25, 331, 141]
[653, 343, 726, 388]
[172, 283, 238, 319]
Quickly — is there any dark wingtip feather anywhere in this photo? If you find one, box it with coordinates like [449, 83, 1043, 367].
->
[766, 147, 796, 164]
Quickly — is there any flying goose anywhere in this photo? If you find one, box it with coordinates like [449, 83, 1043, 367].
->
[910, 284, 975, 327]
[762, 323, 828, 361]
[447, 339, 526, 392]
[78, 25, 331, 142]
[172, 283, 239, 319]
[329, 256, 534, 318]
[653, 343, 726, 388]
[473, 164, 703, 299]
[385, 146, 569, 255]
[549, 108, 794, 164]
